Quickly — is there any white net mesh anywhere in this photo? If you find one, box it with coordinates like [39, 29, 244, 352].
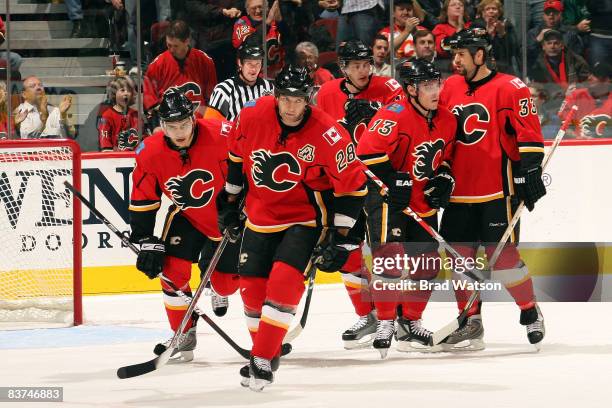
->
[0, 142, 79, 326]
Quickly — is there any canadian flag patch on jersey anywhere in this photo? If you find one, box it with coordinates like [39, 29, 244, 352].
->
[385, 78, 401, 92]
[322, 126, 343, 145]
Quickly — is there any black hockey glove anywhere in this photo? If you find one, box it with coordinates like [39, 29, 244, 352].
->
[513, 165, 546, 211]
[384, 172, 412, 213]
[136, 236, 165, 279]
[424, 167, 455, 209]
[313, 230, 361, 273]
[344, 99, 382, 126]
[216, 189, 242, 242]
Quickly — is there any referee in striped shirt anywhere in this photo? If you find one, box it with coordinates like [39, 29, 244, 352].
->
[208, 43, 274, 122]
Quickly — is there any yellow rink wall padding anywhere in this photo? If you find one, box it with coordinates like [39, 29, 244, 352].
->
[83, 244, 612, 295]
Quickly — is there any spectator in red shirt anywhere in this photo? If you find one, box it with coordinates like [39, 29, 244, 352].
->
[295, 41, 335, 86]
[433, 0, 471, 58]
[98, 76, 141, 152]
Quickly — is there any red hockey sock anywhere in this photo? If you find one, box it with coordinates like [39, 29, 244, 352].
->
[210, 271, 240, 296]
[160, 256, 194, 332]
[239, 276, 267, 342]
[400, 288, 433, 320]
[251, 262, 305, 360]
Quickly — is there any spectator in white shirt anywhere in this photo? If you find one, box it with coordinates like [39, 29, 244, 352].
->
[14, 76, 75, 139]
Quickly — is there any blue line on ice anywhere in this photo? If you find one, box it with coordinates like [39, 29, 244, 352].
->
[0, 326, 171, 349]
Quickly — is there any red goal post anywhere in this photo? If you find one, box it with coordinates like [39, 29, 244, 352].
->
[0, 139, 82, 327]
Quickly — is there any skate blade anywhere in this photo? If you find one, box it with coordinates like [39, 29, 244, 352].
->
[249, 377, 272, 392]
[533, 342, 542, 352]
[376, 348, 389, 359]
[396, 341, 443, 353]
[167, 350, 194, 363]
[240, 376, 250, 388]
[440, 339, 485, 352]
[343, 334, 375, 350]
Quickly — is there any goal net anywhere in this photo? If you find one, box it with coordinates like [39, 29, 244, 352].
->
[0, 139, 82, 328]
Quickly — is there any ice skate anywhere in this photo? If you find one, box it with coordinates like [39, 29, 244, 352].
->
[520, 304, 545, 350]
[342, 311, 377, 349]
[441, 314, 485, 351]
[248, 356, 274, 392]
[396, 317, 442, 352]
[211, 291, 229, 317]
[153, 326, 197, 362]
[241, 356, 279, 387]
[372, 319, 395, 359]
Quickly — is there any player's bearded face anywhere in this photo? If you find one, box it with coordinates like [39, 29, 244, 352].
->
[162, 117, 194, 148]
[452, 49, 476, 78]
[345, 60, 372, 89]
[277, 95, 308, 126]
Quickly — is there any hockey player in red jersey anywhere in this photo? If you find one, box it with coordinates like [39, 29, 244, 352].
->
[98, 76, 140, 152]
[129, 90, 241, 361]
[143, 20, 217, 129]
[216, 65, 367, 391]
[439, 28, 546, 349]
[315, 40, 405, 349]
[357, 59, 457, 357]
[316, 40, 405, 145]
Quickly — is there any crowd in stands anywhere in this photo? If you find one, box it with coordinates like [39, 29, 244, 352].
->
[0, 0, 610, 145]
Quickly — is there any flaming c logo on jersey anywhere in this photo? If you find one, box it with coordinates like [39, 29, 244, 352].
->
[452, 103, 490, 145]
[580, 114, 611, 138]
[251, 149, 301, 192]
[165, 169, 215, 210]
[117, 129, 139, 151]
[412, 139, 445, 181]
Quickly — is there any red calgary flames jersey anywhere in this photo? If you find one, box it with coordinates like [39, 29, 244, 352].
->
[357, 99, 456, 216]
[130, 118, 233, 240]
[98, 107, 139, 151]
[315, 76, 405, 143]
[143, 48, 217, 112]
[439, 73, 544, 203]
[228, 95, 367, 232]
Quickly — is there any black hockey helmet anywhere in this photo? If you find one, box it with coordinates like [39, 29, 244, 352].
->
[338, 40, 373, 65]
[238, 42, 265, 62]
[398, 58, 441, 88]
[274, 65, 314, 99]
[158, 88, 194, 122]
[442, 28, 491, 56]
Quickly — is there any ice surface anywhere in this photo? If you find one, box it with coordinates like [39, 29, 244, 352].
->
[1, 285, 611, 408]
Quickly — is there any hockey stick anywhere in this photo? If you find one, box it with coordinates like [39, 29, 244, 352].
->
[64, 181, 291, 363]
[429, 105, 579, 346]
[283, 261, 317, 344]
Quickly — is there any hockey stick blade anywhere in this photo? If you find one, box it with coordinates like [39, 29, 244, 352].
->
[431, 291, 476, 345]
[117, 347, 173, 379]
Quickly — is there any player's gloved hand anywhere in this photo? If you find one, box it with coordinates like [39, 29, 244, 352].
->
[344, 99, 381, 125]
[313, 230, 361, 272]
[513, 165, 546, 211]
[384, 172, 412, 213]
[136, 236, 165, 279]
[424, 167, 455, 209]
[216, 189, 242, 242]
